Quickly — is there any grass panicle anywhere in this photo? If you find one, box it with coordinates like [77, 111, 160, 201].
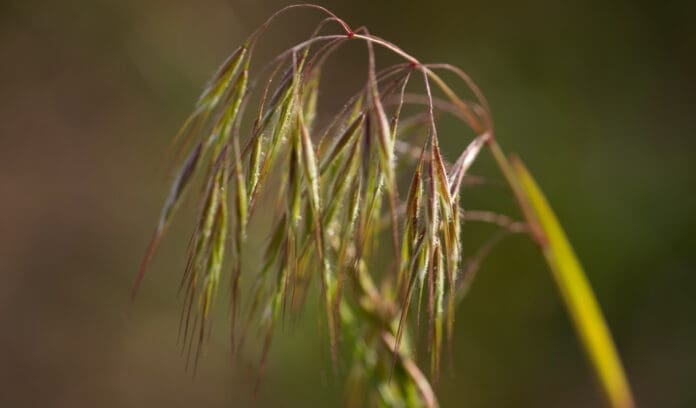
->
[133, 5, 634, 407]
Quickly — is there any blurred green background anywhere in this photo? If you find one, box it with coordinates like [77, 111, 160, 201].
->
[1, 0, 695, 406]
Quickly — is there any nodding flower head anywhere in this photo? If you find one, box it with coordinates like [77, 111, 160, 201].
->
[132, 5, 632, 408]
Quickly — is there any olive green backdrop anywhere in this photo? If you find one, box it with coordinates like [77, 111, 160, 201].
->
[1, 0, 694, 406]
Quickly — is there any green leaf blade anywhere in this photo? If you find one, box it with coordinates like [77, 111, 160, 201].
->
[510, 156, 635, 408]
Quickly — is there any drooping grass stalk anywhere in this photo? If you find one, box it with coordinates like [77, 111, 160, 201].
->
[133, 4, 634, 407]
[509, 155, 635, 408]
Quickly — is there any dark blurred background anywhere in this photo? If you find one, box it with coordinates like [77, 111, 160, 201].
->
[1, 0, 695, 406]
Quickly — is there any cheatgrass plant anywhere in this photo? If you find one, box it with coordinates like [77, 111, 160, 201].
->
[132, 5, 635, 407]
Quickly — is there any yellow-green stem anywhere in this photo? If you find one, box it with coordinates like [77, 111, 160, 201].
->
[489, 140, 635, 408]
